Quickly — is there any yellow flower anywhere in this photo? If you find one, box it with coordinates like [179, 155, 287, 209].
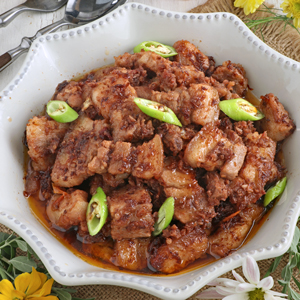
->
[281, 0, 300, 28]
[0, 267, 58, 300]
[234, 0, 265, 15]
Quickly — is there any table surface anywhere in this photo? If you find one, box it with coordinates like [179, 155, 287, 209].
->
[0, 0, 280, 92]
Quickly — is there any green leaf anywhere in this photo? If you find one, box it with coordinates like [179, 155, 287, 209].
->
[53, 289, 72, 300]
[290, 227, 300, 253]
[281, 263, 292, 283]
[0, 267, 8, 280]
[14, 240, 28, 252]
[290, 289, 300, 300]
[293, 276, 300, 291]
[0, 233, 10, 243]
[9, 256, 37, 273]
[290, 254, 298, 269]
[264, 255, 283, 277]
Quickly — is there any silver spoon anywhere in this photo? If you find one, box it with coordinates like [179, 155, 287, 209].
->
[0, 0, 127, 72]
[0, 0, 68, 28]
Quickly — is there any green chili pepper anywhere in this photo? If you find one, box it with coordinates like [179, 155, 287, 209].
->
[133, 41, 177, 58]
[153, 197, 175, 236]
[264, 177, 287, 207]
[134, 97, 182, 127]
[86, 187, 108, 236]
[219, 98, 264, 121]
[46, 100, 79, 123]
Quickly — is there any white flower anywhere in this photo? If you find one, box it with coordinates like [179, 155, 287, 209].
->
[196, 256, 287, 300]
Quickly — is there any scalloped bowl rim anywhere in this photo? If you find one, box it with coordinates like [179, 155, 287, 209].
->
[0, 3, 300, 300]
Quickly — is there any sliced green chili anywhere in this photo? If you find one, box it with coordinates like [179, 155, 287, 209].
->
[153, 197, 175, 236]
[134, 41, 177, 58]
[46, 100, 79, 123]
[134, 97, 182, 127]
[86, 187, 108, 236]
[264, 177, 287, 207]
[219, 98, 264, 121]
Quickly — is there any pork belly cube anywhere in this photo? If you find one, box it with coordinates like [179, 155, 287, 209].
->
[110, 110, 154, 142]
[173, 40, 210, 72]
[156, 123, 183, 155]
[230, 131, 276, 209]
[206, 172, 230, 206]
[188, 84, 220, 126]
[172, 185, 215, 225]
[108, 141, 133, 175]
[209, 204, 264, 257]
[150, 225, 208, 274]
[159, 157, 215, 224]
[53, 80, 84, 111]
[88, 140, 113, 174]
[258, 93, 296, 142]
[220, 129, 247, 180]
[212, 60, 248, 97]
[108, 186, 154, 240]
[132, 134, 164, 180]
[46, 189, 88, 230]
[113, 238, 150, 271]
[184, 124, 232, 171]
[51, 115, 110, 187]
[91, 74, 140, 119]
[26, 116, 68, 171]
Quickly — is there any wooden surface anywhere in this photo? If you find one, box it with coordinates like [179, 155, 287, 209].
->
[0, 0, 281, 92]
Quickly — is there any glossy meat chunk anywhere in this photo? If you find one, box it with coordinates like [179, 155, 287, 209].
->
[220, 129, 247, 180]
[51, 115, 111, 187]
[173, 40, 210, 72]
[159, 158, 215, 224]
[184, 124, 233, 171]
[258, 93, 296, 142]
[132, 134, 164, 180]
[108, 186, 154, 240]
[230, 132, 276, 209]
[206, 172, 230, 206]
[212, 61, 248, 97]
[209, 204, 264, 257]
[113, 238, 150, 271]
[150, 225, 208, 273]
[26, 116, 68, 171]
[46, 189, 88, 230]
[152, 83, 220, 126]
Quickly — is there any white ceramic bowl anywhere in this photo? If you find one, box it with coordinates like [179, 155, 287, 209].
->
[0, 3, 300, 300]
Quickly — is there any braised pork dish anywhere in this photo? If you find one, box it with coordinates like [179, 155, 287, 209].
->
[24, 40, 296, 274]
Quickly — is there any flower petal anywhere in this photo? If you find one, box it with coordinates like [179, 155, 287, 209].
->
[37, 272, 48, 287]
[34, 279, 54, 297]
[14, 272, 31, 293]
[216, 285, 236, 296]
[235, 282, 256, 293]
[243, 256, 260, 284]
[26, 268, 42, 295]
[267, 290, 288, 297]
[232, 270, 245, 283]
[196, 287, 224, 299]
[257, 276, 274, 290]
[208, 278, 240, 288]
[0, 296, 11, 300]
[12, 289, 26, 299]
[223, 293, 249, 300]
[264, 293, 276, 300]
[27, 296, 59, 300]
[0, 279, 14, 296]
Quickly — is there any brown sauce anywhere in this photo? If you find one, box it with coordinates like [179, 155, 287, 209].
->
[26, 187, 273, 276]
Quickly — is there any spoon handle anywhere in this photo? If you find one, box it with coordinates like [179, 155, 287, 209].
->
[0, 5, 28, 28]
[0, 19, 71, 72]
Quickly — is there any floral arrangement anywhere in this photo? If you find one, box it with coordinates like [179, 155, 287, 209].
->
[196, 221, 300, 300]
[0, 232, 93, 300]
[234, 0, 300, 38]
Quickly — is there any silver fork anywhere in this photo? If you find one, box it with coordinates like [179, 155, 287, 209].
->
[0, 0, 67, 27]
[0, 0, 127, 72]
